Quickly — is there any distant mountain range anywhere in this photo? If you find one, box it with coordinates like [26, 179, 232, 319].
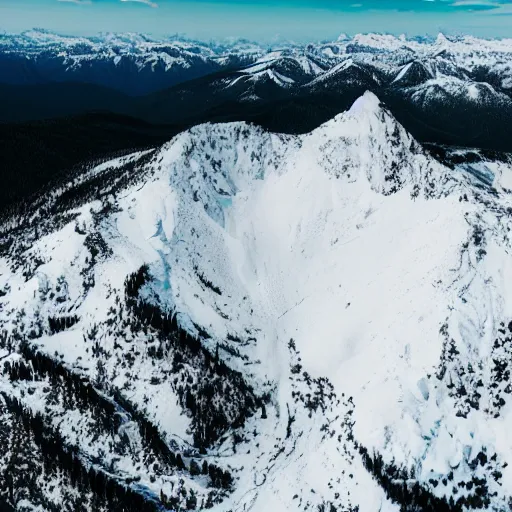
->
[0, 29, 264, 95]
[1, 29, 512, 211]
[1, 30, 512, 151]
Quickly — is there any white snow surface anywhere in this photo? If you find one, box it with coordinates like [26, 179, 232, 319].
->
[2, 91, 512, 510]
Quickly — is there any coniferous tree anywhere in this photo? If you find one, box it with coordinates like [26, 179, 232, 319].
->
[0, 415, 40, 509]
[189, 459, 201, 476]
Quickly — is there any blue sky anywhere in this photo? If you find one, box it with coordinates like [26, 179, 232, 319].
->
[1, 0, 512, 41]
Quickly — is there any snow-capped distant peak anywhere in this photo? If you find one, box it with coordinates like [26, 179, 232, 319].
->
[347, 90, 382, 116]
[435, 32, 450, 46]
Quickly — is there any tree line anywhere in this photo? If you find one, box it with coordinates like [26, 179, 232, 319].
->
[358, 445, 495, 511]
[125, 264, 260, 451]
[0, 392, 162, 512]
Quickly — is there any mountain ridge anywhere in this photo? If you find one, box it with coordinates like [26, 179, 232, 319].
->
[2, 29, 512, 153]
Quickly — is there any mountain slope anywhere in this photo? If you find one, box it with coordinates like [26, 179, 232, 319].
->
[1, 92, 512, 511]
[0, 112, 182, 214]
[0, 82, 133, 123]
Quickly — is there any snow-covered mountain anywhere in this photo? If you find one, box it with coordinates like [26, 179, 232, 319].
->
[2, 29, 512, 98]
[0, 29, 265, 95]
[2, 91, 512, 511]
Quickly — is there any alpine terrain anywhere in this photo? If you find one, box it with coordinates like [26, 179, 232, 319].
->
[3, 31, 512, 154]
[2, 90, 512, 512]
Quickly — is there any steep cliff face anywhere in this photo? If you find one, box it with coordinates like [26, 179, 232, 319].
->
[1, 93, 512, 511]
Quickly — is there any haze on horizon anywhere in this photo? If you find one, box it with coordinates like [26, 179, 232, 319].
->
[1, 0, 512, 42]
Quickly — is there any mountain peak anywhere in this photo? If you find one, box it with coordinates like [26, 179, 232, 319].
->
[436, 32, 450, 45]
[347, 90, 382, 117]
[314, 90, 441, 197]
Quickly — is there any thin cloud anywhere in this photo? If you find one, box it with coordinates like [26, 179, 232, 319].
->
[120, 0, 159, 7]
[488, 3, 512, 13]
[450, 0, 500, 5]
[56, 0, 159, 6]
[57, 0, 92, 4]
[448, 0, 512, 13]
